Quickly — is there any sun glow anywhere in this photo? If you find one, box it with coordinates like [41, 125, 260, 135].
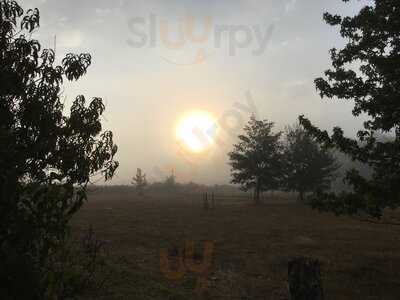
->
[176, 111, 217, 153]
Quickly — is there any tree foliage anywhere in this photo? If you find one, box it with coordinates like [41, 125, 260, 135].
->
[228, 116, 283, 204]
[131, 168, 147, 195]
[163, 171, 177, 191]
[0, 1, 118, 298]
[299, 0, 400, 218]
[283, 124, 339, 201]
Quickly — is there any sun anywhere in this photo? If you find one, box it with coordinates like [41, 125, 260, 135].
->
[176, 111, 217, 153]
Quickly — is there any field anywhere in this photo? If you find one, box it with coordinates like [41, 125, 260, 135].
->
[72, 190, 400, 300]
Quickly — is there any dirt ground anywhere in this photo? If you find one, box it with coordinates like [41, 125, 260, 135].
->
[71, 190, 400, 299]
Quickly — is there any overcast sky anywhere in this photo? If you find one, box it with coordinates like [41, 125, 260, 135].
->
[23, 0, 369, 185]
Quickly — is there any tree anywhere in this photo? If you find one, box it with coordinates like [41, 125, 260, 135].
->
[132, 168, 147, 195]
[163, 171, 177, 191]
[283, 124, 339, 201]
[228, 116, 283, 204]
[0, 1, 118, 298]
[299, 0, 400, 218]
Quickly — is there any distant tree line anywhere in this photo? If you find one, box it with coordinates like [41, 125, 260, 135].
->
[129, 170, 249, 196]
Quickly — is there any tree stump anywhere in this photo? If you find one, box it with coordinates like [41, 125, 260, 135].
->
[288, 257, 323, 300]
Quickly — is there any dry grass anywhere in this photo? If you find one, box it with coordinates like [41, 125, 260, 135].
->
[71, 190, 400, 300]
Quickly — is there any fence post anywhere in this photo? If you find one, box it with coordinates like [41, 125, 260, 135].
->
[288, 257, 323, 300]
[203, 192, 209, 210]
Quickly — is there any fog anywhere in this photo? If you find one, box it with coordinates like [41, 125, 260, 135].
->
[25, 0, 368, 184]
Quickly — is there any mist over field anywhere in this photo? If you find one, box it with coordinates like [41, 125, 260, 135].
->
[2, 0, 400, 299]
[22, 0, 370, 185]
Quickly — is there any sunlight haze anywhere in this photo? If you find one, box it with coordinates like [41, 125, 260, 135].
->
[24, 0, 368, 184]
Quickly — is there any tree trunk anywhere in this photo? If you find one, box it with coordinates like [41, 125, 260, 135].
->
[254, 180, 261, 205]
[203, 192, 209, 210]
[255, 188, 260, 204]
[288, 257, 324, 300]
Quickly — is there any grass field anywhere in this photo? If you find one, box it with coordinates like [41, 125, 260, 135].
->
[72, 190, 400, 300]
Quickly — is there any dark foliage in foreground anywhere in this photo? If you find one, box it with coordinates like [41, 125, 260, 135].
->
[300, 0, 400, 218]
[0, 1, 118, 298]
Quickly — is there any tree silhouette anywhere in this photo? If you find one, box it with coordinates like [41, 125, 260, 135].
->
[0, 1, 118, 298]
[299, 0, 400, 218]
[229, 116, 283, 204]
[283, 124, 339, 201]
[132, 168, 147, 195]
[163, 171, 177, 191]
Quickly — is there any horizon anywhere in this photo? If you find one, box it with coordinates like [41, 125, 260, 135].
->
[26, 0, 370, 185]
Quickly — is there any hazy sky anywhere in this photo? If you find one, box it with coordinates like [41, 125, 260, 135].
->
[24, 0, 369, 185]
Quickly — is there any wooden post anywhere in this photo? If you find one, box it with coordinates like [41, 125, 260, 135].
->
[211, 192, 215, 209]
[203, 192, 209, 210]
[288, 257, 323, 300]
